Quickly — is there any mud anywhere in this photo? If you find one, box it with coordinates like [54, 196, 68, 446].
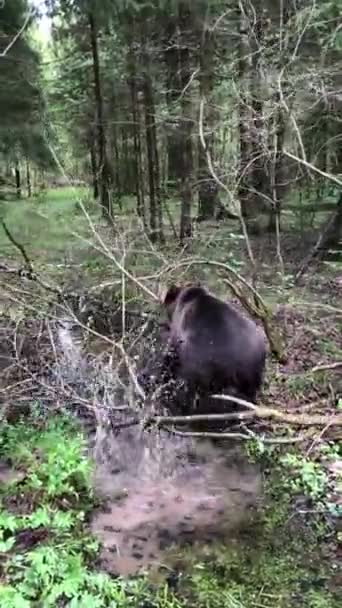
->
[0, 461, 25, 486]
[90, 431, 261, 576]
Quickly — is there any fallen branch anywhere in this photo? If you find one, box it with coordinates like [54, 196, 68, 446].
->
[1, 220, 62, 297]
[211, 394, 342, 427]
[295, 193, 342, 282]
[144, 411, 255, 426]
[311, 362, 342, 373]
[166, 428, 314, 443]
[144, 393, 342, 428]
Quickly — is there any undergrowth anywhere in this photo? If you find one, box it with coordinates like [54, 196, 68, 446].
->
[171, 444, 340, 608]
[0, 412, 151, 607]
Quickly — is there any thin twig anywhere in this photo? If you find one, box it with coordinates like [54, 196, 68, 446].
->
[166, 428, 312, 443]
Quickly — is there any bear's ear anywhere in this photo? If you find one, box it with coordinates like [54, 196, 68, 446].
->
[162, 284, 182, 307]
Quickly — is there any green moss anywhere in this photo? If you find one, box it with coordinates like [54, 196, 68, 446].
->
[169, 492, 338, 608]
[153, 456, 339, 608]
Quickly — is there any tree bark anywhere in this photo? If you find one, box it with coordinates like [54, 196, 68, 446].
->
[129, 74, 145, 220]
[198, 15, 217, 221]
[143, 71, 163, 241]
[26, 158, 31, 198]
[178, 2, 194, 241]
[238, 2, 266, 231]
[15, 160, 21, 199]
[89, 133, 99, 199]
[88, 11, 111, 217]
[164, 17, 183, 185]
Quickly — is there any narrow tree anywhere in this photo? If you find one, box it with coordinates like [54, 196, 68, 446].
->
[178, 2, 194, 241]
[197, 7, 217, 221]
[88, 10, 112, 217]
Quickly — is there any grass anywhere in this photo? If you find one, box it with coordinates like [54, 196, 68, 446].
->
[0, 187, 99, 263]
[1, 187, 340, 293]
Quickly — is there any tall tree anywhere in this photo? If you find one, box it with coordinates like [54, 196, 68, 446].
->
[0, 0, 53, 185]
[88, 9, 112, 216]
[47, 0, 113, 214]
[178, 1, 195, 241]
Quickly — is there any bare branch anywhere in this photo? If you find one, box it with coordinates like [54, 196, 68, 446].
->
[199, 97, 256, 267]
[1, 220, 62, 297]
[283, 150, 342, 188]
[164, 428, 314, 444]
[0, 9, 32, 57]
[145, 392, 342, 429]
[311, 362, 342, 373]
[1, 219, 33, 270]
[47, 143, 159, 302]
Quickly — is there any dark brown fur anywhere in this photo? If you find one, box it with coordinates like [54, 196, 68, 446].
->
[139, 284, 267, 415]
[165, 284, 266, 402]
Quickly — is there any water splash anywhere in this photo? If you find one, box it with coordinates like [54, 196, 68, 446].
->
[54, 321, 262, 576]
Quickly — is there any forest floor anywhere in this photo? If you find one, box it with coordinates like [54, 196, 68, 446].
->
[0, 187, 341, 607]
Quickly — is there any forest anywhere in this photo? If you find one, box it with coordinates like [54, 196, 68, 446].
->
[0, 1, 341, 607]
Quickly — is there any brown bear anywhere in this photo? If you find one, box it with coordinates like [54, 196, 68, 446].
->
[139, 284, 267, 415]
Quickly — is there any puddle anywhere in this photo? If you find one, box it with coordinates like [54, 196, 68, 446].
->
[56, 319, 263, 576]
[90, 429, 261, 576]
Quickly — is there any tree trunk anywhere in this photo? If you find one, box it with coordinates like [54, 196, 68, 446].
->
[323, 192, 342, 254]
[295, 193, 342, 281]
[88, 11, 111, 218]
[238, 2, 265, 231]
[26, 158, 31, 198]
[268, 95, 286, 232]
[112, 125, 121, 198]
[198, 17, 217, 221]
[250, 10, 268, 212]
[178, 2, 194, 241]
[89, 134, 99, 199]
[15, 160, 21, 199]
[267, 1, 293, 233]
[164, 17, 183, 186]
[143, 71, 164, 242]
[238, 7, 252, 221]
[130, 74, 145, 223]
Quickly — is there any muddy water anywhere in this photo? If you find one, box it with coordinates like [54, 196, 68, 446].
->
[90, 428, 261, 576]
[56, 323, 262, 577]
